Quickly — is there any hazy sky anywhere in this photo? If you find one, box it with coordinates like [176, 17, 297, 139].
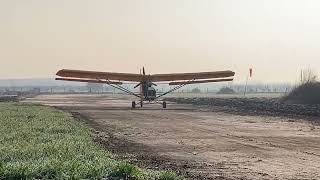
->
[1, 0, 320, 83]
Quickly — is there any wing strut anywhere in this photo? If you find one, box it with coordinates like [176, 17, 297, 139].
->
[154, 80, 194, 100]
[106, 81, 143, 99]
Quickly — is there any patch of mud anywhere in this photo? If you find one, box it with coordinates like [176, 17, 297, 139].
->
[164, 97, 320, 118]
[0, 95, 20, 102]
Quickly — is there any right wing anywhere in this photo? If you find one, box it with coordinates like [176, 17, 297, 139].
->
[149, 70, 235, 82]
[56, 69, 143, 82]
[168, 78, 234, 85]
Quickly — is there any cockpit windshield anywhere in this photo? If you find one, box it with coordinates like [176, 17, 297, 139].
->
[148, 90, 156, 97]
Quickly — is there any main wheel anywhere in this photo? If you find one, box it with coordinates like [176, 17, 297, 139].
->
[140, 101, 143, 107]
[132, 101, 136, 109]
[162, 101, 167, 109]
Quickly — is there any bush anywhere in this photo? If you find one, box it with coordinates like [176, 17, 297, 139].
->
[282, 82, 320, 104]
[217, 87, 235, 94]
[191, 88, 201, 93]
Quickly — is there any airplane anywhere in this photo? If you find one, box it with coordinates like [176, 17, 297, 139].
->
[55, 67, 235, 108]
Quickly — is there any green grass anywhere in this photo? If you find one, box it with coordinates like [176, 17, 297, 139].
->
[0, 103, 182, 179]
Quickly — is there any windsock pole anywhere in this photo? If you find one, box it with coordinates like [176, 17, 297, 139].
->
[244, 68, 252, 97]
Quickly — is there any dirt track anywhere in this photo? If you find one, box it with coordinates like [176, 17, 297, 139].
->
[26, 94, 320, 179]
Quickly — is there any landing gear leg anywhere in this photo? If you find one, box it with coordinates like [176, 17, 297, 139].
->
[132, 101, 136, 109]
[162, 101, 167, 109]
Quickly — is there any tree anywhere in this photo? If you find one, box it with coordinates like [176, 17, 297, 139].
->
[191, 88, 201, 93]
[300, 68, 318, 84]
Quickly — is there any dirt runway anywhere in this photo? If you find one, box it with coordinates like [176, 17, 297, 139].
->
[25, 94, 320, 179]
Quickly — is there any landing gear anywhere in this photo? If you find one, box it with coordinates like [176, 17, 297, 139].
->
[132, 100, 166, 108]
[132, 101, 136, 109]
[162, 101, 167, 109]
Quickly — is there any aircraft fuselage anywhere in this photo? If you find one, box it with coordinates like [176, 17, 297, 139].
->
[140, 80, 157, 101]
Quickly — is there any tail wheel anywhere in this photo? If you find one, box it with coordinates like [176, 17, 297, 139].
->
[162, 101, 167, 109]
[132, 101, 136, 109]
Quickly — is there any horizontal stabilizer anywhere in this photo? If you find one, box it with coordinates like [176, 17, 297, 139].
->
[169, 78, 234, 85]
[55, 78, 123, 85]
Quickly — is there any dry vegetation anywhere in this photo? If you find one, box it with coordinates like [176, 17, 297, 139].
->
[283, 68, 320, 104]
[283, 81, 320, 104]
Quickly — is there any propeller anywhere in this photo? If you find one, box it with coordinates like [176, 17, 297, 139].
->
[134, 66, 157, 88]
[135, 67, 146, 88]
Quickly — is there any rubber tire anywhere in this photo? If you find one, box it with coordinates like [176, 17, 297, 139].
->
[140, 101, 143, 107]
[163, 101, 167, 109]
[132, 101, 136, 109]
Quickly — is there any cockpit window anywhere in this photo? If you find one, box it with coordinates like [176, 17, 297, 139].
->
[148, 90, 156, 96]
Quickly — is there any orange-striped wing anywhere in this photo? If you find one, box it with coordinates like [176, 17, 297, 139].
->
[149, 70, 235, 82]
[56, 69, 143, 82]
[56, 69, 235, 83]
[168, 78, 234, 85]
[55, 77, 123, 85]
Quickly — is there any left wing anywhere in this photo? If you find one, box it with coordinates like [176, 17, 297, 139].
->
[55, 77, 123, 85]
[56, 69, 143, 82]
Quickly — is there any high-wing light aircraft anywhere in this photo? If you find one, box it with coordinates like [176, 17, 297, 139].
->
[56, 67, 235, 108]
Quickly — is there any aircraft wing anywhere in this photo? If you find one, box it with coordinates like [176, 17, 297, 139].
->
[149, 70, 235, 82]
[56, 69, 235, 83]
[55, 77, 123, 84]
[168, 78, 234, 85]
[56, 69, 143, 82]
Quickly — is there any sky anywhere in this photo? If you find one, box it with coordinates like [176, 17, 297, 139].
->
[0, 0, 320, 83]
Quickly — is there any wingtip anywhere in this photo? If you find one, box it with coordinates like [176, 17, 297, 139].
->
[226, 70, 235, 76]
[56, 69, 66, 76]
[56, 70, 62, 76]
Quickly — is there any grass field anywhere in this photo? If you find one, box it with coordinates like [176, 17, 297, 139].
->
[0, 103, 181, 179]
